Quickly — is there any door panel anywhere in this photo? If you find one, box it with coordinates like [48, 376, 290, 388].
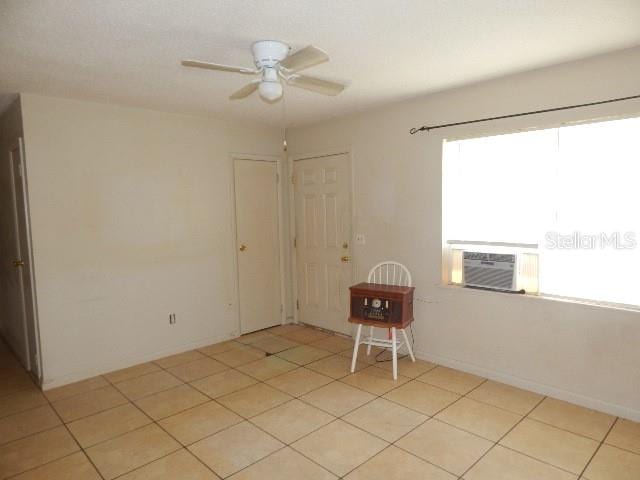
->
[294, 153, 352, 334]
[234, 159, 281, 333]
[5, 139, 39, 374]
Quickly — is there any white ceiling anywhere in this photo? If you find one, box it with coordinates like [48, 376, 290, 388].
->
[1, 0, 640, 127]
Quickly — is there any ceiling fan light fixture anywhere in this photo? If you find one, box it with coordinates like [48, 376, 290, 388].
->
[258, 80, 283, 102]
[181, 41, 345, 103]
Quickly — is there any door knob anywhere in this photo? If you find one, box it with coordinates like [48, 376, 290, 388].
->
[341, 256, 350, 263]
[13, 260, 24, 267]
[239, 244, 247, 252]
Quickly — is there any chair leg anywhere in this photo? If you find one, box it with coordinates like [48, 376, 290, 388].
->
[391, 327, 398, 380]
[351, 324, 362, 373]
[402, 328, 416, 362]
[366, 326, 374, 355]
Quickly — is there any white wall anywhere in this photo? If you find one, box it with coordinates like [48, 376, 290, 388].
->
[288, 46, 640, 420]
[20, 94, 281, 388]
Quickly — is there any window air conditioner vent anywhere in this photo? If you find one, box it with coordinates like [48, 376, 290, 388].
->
[463, 251, 516, 291]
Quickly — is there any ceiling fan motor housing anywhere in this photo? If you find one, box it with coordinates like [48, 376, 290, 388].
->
[181, 41, 343, 102]
[251, 40, 290, 69]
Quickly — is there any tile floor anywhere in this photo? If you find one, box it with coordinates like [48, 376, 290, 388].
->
[1, 324, 639, 479]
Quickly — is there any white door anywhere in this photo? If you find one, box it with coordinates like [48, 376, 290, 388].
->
[293, 153, 352, 334]
[5, 139, 40, 376]
[234, 159, 282, 333]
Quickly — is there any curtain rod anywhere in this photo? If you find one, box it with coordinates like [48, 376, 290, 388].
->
[409, 94, 640, 135]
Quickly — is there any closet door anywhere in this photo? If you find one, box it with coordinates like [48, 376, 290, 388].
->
[234, 159, 281, 333]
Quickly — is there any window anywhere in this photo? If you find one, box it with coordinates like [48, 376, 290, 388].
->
[443, 116, 640, 308]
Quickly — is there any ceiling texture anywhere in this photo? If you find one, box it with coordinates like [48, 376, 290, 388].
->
[1, 0, 640, 127]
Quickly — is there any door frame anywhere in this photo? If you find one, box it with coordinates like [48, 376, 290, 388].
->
[7, 137, 43, 381]
[229, 153, 287, 334]
[288, 147, 355, 326]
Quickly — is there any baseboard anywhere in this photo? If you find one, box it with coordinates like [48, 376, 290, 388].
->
[415, 349, 640, 422]
[41, 333, 237, 390]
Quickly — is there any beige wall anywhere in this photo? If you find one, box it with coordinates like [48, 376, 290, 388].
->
[20, 94, 281, 388]
[288, 46, 640, 420]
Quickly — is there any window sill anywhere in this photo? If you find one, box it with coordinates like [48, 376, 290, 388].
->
[437, 283, 640, 314]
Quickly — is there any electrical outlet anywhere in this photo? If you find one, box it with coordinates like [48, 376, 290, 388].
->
[169, 313, 176, 325]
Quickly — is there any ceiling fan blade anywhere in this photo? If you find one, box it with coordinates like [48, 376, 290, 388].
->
[279, 46, 329, 72]
[181, 60, 258, 75]
[229, 81, 260, 100]
[286, 74, 345, 96]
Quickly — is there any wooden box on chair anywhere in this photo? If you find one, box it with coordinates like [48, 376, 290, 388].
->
[348, 282, 416, 380]
[348, 283, 414, 328]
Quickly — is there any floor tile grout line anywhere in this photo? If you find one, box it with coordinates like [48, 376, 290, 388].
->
[210, 444, 292, 479]
[0, 383, 39, 400]
[409, 377, 499, 480]
[0, 396, 49, 421]
[0, 344, 519, 480]
[0, 401, 59, 427]
[596, 439, 640, 457]
[279, 357, 448, 421]
[125, 404, 221, 480]
[0, 423, 66, 449]
[278, 357, 470, 478]
[83, 360, 237, 479]
[152, 332, 420, 478]
[159, 326, 341, 478]
[68, 419, 155, 451]
[4, 328, 634, 479]
[0, 334, 300, 478]
[44, 377, 112, 404]
[3, 451, 92, 480]
[108, 444, 184, 480]
[0, 346, 514, 480]
[230, 354, 440, 416]
[456, 394, 548, 479]
[151, 350, 211, 369]
[109, 376, 187, 404]
[45, 370, 180, 408]
[128, 375, 227, 402]
[496, 443, 588, 477]
[339, 414, 462, 479]
[381, 390, 497, 475]
[154, 334, 348, 477]
[354, 376, 495, 478]
[102, 368, 163, 385]
[241, 416, 342, 477]
[33, 386, 191, 479]
[52, 397, 133, 425]
[109, 447, 209, 480]
[279, 415, 391, 479]
[294, 363, 467, 478]
[45, 382, 108, 480]
[417, 378, 548, 417]
[576, 416, 619, 480]
[521, 414, 616, 444]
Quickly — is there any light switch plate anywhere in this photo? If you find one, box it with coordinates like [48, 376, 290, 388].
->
[355, 234, 366, 245]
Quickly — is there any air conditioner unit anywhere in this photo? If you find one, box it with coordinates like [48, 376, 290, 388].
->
[447, 243, 539, 293]
[463, 251, 517, 291]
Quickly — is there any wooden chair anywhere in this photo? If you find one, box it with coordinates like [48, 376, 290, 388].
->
[350, 261, 416, 379]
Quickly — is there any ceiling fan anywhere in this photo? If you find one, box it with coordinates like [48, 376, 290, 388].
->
[181, 40, 346, 103]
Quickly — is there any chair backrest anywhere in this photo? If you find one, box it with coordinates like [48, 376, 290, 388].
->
[367, 261, 412, 287]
